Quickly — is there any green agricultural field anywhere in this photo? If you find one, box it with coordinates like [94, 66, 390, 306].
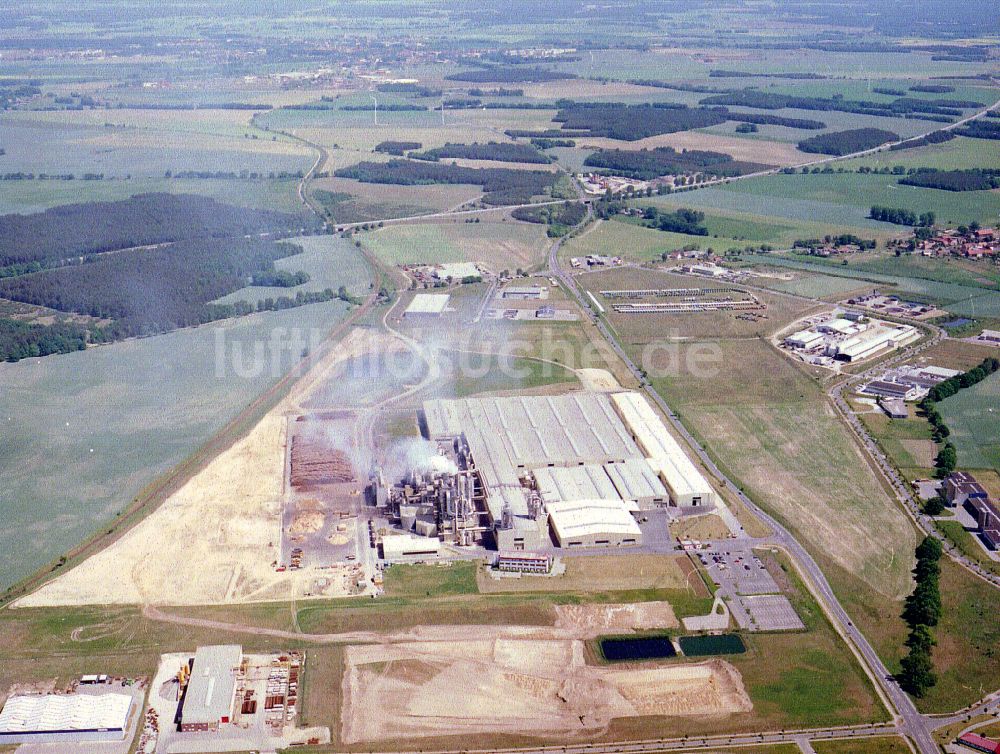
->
[631, 333, 917, 665]
[213, 235, 373, 306]
[750, 270, 874, 300]
[0, 177, 304, 215]
[363, 219, 552, 271]
[761, 256, 1000, 314]
[858, 409, 937, 480]
[718, 172, 1000, 228]
[937, 371, 1000, 471]
[840, 136, 1000, 172]
[781, 252, 1000, 290]
[0, 248, 372, 591]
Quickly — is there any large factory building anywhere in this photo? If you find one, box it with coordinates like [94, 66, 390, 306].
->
[179, 645, 242, 732]
[611, 392, 717, 508]
[416, 391, 713, 550]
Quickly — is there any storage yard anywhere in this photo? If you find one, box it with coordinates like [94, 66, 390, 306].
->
[148, 645, 327, 753]
[599, 285, 765, 315]
[341, 637, 751, 743]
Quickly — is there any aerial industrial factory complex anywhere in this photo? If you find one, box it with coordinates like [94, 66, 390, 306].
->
[375, 391, 717, 553]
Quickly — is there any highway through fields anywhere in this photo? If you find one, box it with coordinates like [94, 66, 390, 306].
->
[543, 209, 960, 754]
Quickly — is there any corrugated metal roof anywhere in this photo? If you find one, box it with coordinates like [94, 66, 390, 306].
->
[0, 694, 132, 735]
[546, 499, 642, 540]
[404, 293, 450, 315]
[611, 392, 715, 505]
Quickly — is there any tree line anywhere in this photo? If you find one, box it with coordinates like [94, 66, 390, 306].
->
[797, 128, 900, 156]
[919, 357, 1000, 479]
[511, 202, 586, 237]
[869, 207, 936, 227]
[583, 146, 766, 180]
[334, 159, 559, 205]
[701, 89, 980, 121]
[899, 169, 1000, 192]
[954, 119, 1000, 141]
[445, 67, 575, 83]
[410, 142, 550, 164]
[897, 536, 943, 697]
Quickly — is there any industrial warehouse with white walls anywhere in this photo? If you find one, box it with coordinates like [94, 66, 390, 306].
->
[367, 391, 723, 558]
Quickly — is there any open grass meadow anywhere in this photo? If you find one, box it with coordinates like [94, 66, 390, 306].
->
[362, 219, 552, 271]
[715, 172, 1000, 229]
[857, 409, 938, 481]
[938, 371, 1000, 472]
[812, 737, 913, 754]
[759, 256, 1000, 316]
[0, 246, 372, 591]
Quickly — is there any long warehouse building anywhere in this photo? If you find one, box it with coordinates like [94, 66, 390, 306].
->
[611, 392, 717, 508]
[0, 693, 134, 745]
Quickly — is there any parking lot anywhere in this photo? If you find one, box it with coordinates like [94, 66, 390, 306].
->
[698, 546, 804, 632]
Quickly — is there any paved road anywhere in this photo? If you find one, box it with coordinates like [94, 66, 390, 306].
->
[546, 211, 947, 754]
[828, 330, 1000, 589]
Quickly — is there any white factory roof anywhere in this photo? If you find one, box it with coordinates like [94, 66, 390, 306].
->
[404, 293, 450, 315]
[0, 693, 132, 735]
[820, 318, 859, 335]
[182, 645, 241, 726]
[382, 533, 441, 559]
[916, 365, 961, 380]
[611, 392, 715, 505]
[423, 394, 644, 522]
[533, 460, 667, 504]
[546, 499, 643, 540]
[785, 330, 824, 346]
[836, 325, 917, 360]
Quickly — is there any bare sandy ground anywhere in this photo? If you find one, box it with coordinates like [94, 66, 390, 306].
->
[553, 602, 678, 638]
[16, 329, 389, 608]
[341, 637, 750, 743]
[577, 132, 809, 167]
[577, 367, 622, 392]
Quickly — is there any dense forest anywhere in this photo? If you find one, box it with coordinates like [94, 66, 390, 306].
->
[553, 103, 728, 140]
[445, 67, 575, 83]
[0, 239, 301, 335]
[889, 130, 956, 151]
[899, 169, 1000, 191]
[334, 159, 559, 204]
[625, 207, 709, 236]
[374, 140, 422, 155]
[511, 201, 586, 236]
[0, 318, 89, 362]
[700, 89, 979, 121]
[797, 128, 900, 155]
[411, 142, 550, 164]
[583, 147, 768, 180]
[953, 119, 1000, 141]
[0, 193, 316, 270]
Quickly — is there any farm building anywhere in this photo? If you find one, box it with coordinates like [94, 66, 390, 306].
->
[0, 693, 134, 745]
[403, 293, 450, 318]
[611, 392, 716, 509]
[784, 330, 824, 349]
[180, 645, 242, 732]
[546, 499, 643, 548]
